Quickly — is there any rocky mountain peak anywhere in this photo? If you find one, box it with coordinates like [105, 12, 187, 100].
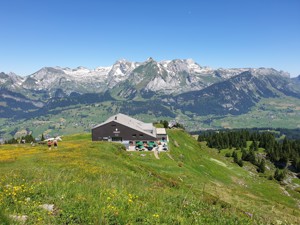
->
[250, 68, 290, 78]
[0, 58, 296, 97]
[147, 57, 154, 62]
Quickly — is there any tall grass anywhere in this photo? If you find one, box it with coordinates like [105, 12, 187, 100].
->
[0, 131, 299, 224]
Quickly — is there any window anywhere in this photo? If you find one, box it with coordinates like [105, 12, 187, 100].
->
[132, 134, 136, 137]
[139, 134, 144, 138]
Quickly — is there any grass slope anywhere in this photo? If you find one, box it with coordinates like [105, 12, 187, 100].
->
[0, 130, 299, 224]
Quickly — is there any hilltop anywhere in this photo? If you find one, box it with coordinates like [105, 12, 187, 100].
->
[0, 129, 299, 224]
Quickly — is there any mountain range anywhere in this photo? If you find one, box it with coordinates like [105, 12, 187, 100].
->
[1, 58, 300, 139]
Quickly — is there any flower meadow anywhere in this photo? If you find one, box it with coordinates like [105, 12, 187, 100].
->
[0, 131, 299, 224]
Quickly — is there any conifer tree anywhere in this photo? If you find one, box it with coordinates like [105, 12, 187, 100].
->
[237, 159, 243, 167]
[253, 140, 258, 151]
[241, 148, 248, 161]
[162, 120, 169, 128]
[282, 137, 290, 153]
[282, 137, 291, 163]
[249, 149, 257, 165]
[232, 151, 238, 163]
[257, 159, 266, 173]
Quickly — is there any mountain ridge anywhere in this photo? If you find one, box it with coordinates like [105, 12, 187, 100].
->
[1, 58, 293, 96]
[1, 58, 300, 139]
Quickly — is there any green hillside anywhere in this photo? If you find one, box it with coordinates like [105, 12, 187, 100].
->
[0, 130, 299, 224]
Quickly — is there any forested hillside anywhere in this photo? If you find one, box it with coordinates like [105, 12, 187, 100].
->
[198, 130, 300, 179]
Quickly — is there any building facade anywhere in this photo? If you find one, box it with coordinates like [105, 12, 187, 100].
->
[92, 113, 158, 142]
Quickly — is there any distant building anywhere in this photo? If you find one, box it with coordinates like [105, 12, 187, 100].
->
[91, 113, 168, 143]
[168, 120, 177, 128]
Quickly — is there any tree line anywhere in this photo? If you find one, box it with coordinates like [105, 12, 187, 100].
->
[4, 134, 36, 144]
[198, 130, 300, 179]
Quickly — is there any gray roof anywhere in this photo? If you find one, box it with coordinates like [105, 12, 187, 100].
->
[92, 113, 156, 138]
[156, 128, 166, 135]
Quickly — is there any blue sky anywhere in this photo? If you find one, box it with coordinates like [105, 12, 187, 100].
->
[0, 0, 299, 77]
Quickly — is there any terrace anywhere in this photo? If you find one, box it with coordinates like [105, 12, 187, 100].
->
[127, 140, 168, 152]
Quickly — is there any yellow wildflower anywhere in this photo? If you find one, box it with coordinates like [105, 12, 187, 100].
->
[153, 213, 159, 218]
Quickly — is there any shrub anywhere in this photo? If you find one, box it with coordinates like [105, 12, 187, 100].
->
[274, 168, 287, 181]
[237, 159, 244, 167]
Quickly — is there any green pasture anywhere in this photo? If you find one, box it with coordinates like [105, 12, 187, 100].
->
[0, 130, 299, 224]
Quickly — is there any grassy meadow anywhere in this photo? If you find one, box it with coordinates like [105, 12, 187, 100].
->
[0, 130, 300, 224]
